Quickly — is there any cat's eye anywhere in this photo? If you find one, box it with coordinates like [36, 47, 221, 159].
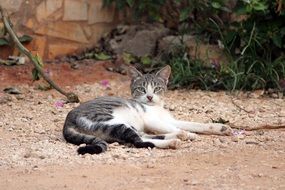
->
[154, 87, 163, 93]
[136, 87, 146, 93]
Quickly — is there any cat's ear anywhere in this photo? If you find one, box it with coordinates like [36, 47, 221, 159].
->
[156, 65, 171, 84]
[128, 66, 143, 79]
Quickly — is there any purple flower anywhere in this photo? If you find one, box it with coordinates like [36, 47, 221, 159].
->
[100, 80, 110, 88]
[55, 100, 65, 108]
[232, 129, 245, 136]
[45, 69, 51, 76]
[211, 59, 221, 71]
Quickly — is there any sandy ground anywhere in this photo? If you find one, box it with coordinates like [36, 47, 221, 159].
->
[0, 61, 285, 190]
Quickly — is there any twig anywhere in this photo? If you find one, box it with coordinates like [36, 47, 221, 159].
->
[0, 6, 79, 103]
[229, 122, 285, 131]
[230, 98, 251, 113]
[250, 124, 285, 130]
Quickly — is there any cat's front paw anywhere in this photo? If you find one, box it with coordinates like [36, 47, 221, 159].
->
[177, 131, 198, 141]
[168, 139, 181, 149]
[218, 124, 233, 136]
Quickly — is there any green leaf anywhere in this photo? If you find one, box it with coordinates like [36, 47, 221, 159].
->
[211, 2, 221, 9]
[179, 7, 191, 22]
[220, 5, 232, 13]
[0, 27, 5, 37]
[272, 34, 282, 48]
[34, 54, 44, 67]
[252, 2, 268, 11]
[94, 52, 112, 60]
[224, 31, 237, 44]
[140, 56, 152, 65]
[0, 38, 9, 46]
[235, 6, 248, 15]
[18, 35, 33, 43]
[32, 68, 40, 81]
[122, 52, 135, 64]
[126, 0, 134, 7]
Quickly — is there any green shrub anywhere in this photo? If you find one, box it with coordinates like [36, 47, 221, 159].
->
[103, 0, 285, 92]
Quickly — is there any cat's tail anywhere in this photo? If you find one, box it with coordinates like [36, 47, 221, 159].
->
[63, 118, 108, 155]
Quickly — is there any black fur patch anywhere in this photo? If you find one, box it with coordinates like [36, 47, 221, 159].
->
[77, 144, 106, 155]
[134, 142, 155, 149]
[151, 135, 165, 140]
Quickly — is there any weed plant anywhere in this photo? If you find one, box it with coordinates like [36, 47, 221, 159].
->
[103, 0, 285, 92]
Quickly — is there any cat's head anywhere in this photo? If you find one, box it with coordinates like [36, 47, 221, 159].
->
[129, 65, 171, 106]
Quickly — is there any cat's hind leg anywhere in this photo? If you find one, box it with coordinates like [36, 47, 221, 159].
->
[77, 139, 108, 155]
[142, 131, 198, 141]
[141, 137, 181, 149]
[107, 124, 155, 149]
[63, 126, 108, 155]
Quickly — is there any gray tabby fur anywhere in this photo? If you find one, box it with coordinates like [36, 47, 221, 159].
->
[63, 65, 232, 154]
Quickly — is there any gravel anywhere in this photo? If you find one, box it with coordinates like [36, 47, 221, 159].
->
[0, 82, 284, 171]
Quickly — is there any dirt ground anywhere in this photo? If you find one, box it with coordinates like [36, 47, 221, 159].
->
[0, 60, 284, 190]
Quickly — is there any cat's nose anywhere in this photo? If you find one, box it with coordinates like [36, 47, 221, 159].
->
[147, 95, 153, 101]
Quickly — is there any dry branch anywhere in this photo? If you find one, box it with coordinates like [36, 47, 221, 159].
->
[0, 7, 79, 103]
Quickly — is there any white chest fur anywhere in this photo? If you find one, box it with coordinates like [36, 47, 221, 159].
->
[105, 103, 173, 132]
[107, 104, 145, 131]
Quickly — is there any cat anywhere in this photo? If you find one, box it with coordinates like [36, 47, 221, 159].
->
[63, 65, 232, 155]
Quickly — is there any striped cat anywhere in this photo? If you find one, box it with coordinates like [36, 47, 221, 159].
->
[63, 65, 232, 154]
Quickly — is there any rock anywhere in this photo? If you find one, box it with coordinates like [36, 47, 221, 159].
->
[158, 35, 229, 65]
[231, 136, 239, 142]
[219, 137, 226, 143]
[112, 154, 121, 159]
[15, 94, 25, 100]
[39, 155, 46, 159]
[190, 180, 199, 186]
[107, 24, 170, 57]
[35, 22, 88, 43]
[109, 142, 120, 148]
[3, 87, 22, 94]
[24, 151, 32, 158]
[53, 118, 60, 123]
[63, 0, 88, 21]
[1, 0, 24, 14]
[0, 95, 12, 104]
[255, 130, 264, 135]
[168, 105, 176, 111]
[30, 36, 47, 59]
[146, 164, 155, 168]
[158, 35, 194, 54]
[36, 0, 63, 21]
[32, 165, 39, 171]
[88, 0, 115, 24]
[48, 43, 79, 59]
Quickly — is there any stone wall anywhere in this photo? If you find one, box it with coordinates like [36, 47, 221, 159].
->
[1, 0, 121, 60]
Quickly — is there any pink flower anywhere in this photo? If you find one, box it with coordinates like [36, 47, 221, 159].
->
[55, 100, 65, 108]
[100, 80, 110, 88]
[232, 129, 245, 136]
[45, 69, 51, 76]
[211, 59, 221, 71]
